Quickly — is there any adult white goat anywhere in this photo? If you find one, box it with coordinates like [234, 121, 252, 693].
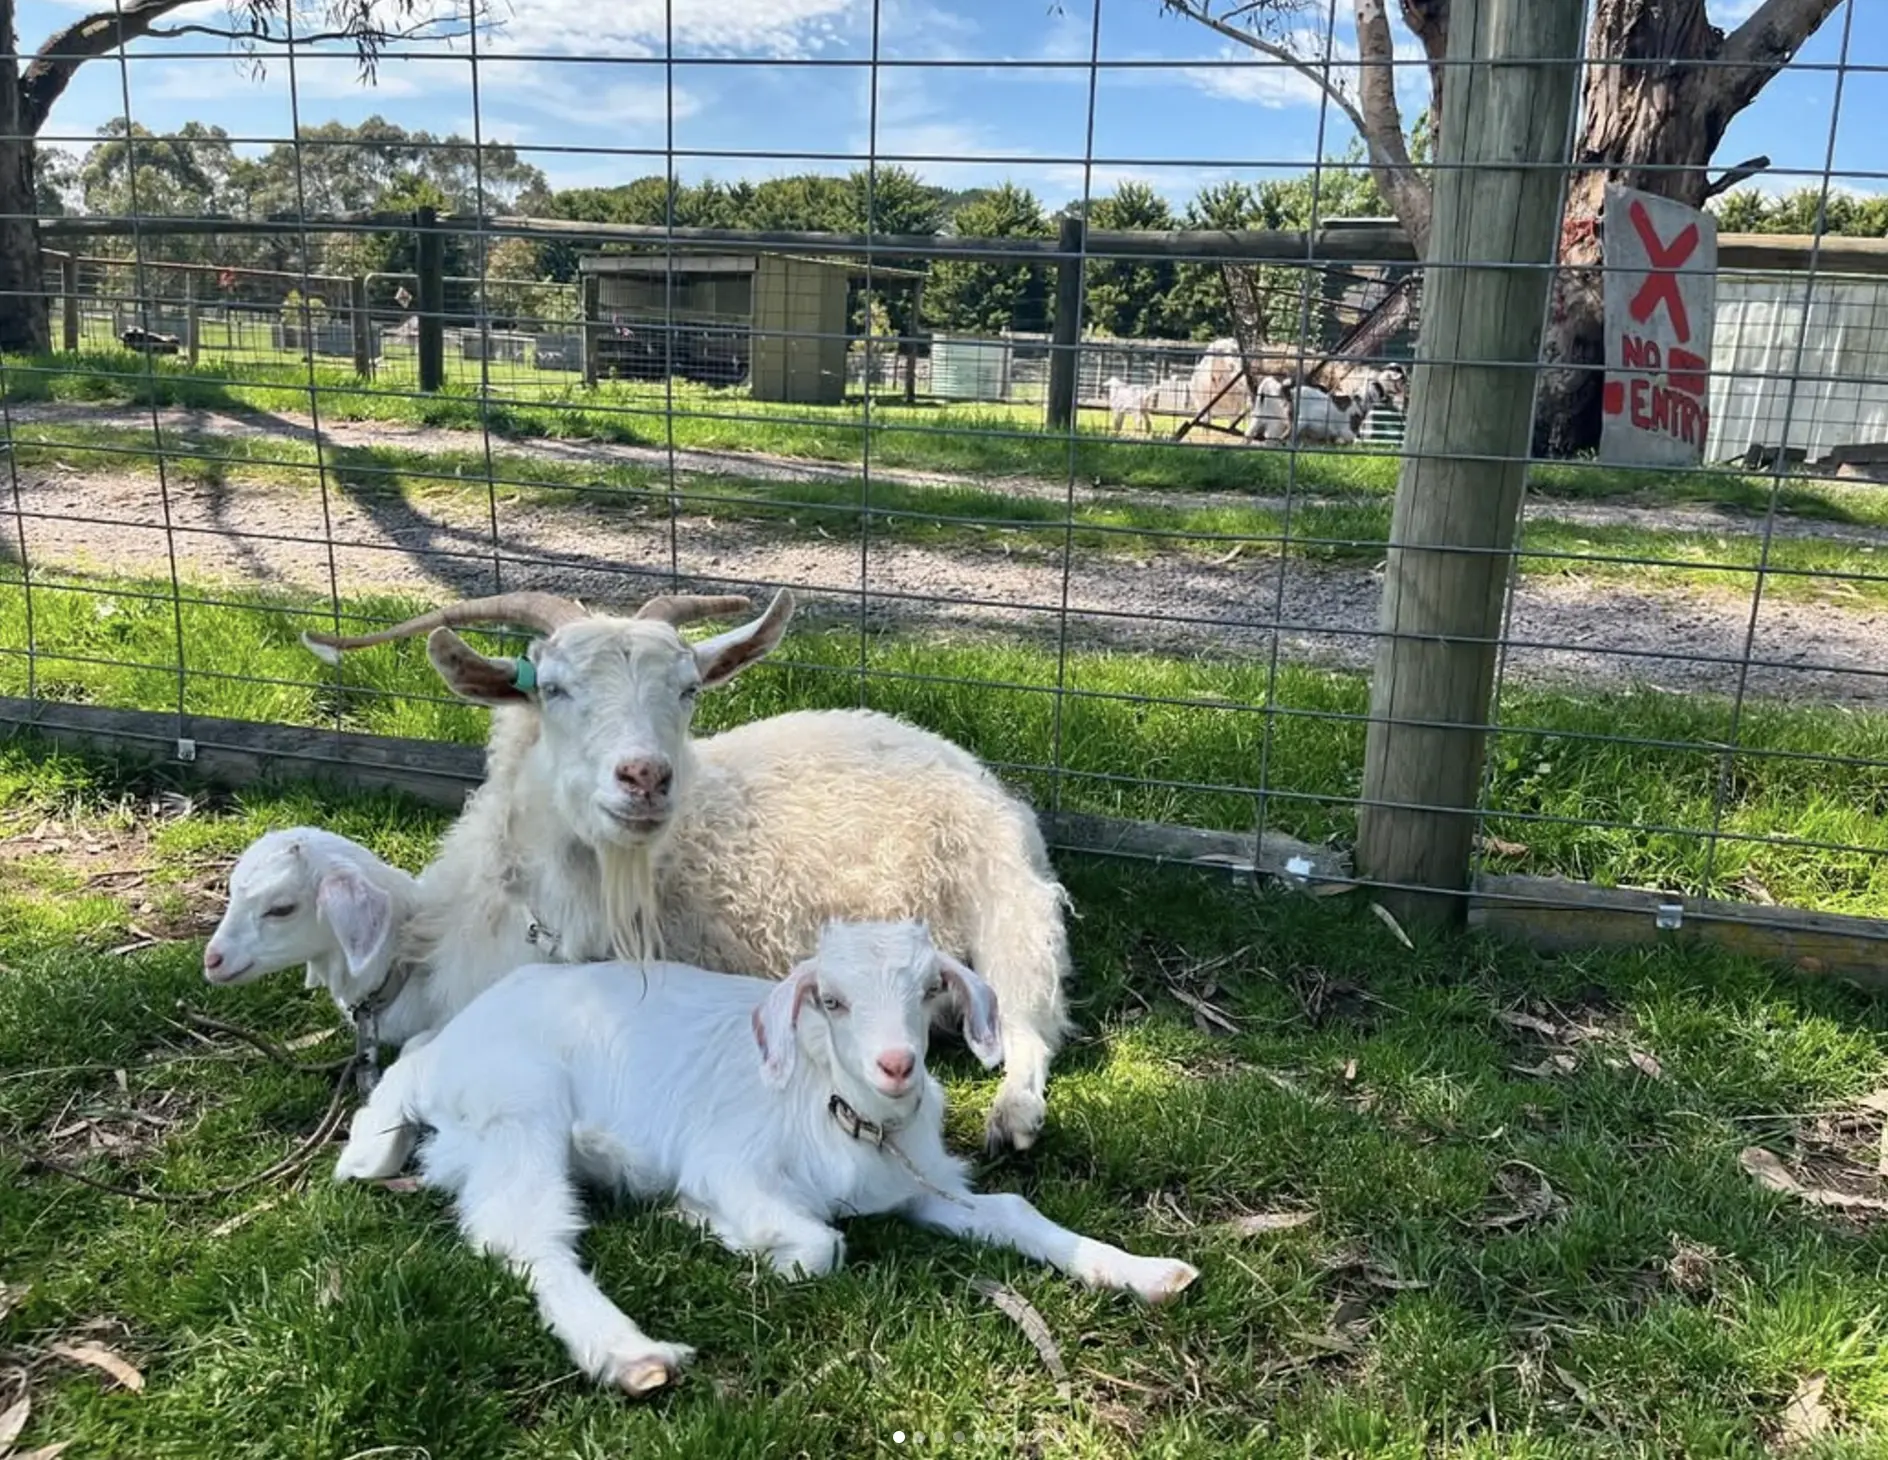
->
[334, 919, 1199, 1395]
[301, 589, 1073, 1151]
[1186, 337, 1251, 432]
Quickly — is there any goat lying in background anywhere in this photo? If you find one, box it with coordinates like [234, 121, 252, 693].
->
[334, 920, 1200, 1395]
[1250, 365, 1408, 447]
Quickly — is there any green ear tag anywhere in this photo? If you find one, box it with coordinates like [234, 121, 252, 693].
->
[511, 658, 538, 693]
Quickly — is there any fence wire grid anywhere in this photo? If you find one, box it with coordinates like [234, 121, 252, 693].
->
[3, 0, 1888, 942]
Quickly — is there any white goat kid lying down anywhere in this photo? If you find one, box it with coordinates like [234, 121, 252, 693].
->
[334, 920, 1199, 1395]
[203, 827, 422, 1047]
[301, 589, 1074, 1152]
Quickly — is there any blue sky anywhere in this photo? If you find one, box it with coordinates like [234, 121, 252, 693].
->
[18, 0, 1886, 211]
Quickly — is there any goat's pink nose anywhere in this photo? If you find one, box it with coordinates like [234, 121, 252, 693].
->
[876, 1049, 916, 1084]
[614, 758, 673, 797]
[203, 946, 224, 971]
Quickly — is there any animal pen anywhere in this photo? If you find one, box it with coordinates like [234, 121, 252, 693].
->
[7, 0, 1888, 1446]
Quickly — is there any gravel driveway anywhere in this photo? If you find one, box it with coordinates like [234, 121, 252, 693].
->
[6, 401, 1888, 706]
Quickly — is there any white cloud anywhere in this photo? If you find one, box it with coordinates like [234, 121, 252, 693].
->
[494, 0, 865, 60]
[478, 59, 698, 130]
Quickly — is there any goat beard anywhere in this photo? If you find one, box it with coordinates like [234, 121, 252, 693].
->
[598, 839, 663, 964]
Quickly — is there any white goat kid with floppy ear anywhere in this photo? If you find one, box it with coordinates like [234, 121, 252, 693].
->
[203, 827, 418, 1030]
[334, 920, 1198, 1396]
[303, 588, 1075, 1153]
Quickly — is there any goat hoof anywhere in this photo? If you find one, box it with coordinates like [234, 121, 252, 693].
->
[612, 1344, 694, 1396]
[1136, 1260, 1201, 1305]
[984, 1091, 1045, 1153]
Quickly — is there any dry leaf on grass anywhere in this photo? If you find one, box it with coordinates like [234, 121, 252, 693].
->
[315, 1268, 343, 1310]
[1164, 985, 1239, 1036]
[1774, 1372, 1835, 1451]
[209, 1197, 282, 1240]
[49, 1342, 143, 1393]
[1222, 1210, 1316, 1237]
[1512, 1053, 1581, 1078]
[1627, 1049, 1666, 1080]
[285, 1029, 336, 1051]
[1739, 1147, 1888, 1213]
[1369, 902, 1414, 951]
[1496, 1010, 1566, 1039]
[14, 1444, 73, 1460]
[1341, 1058, 1358, 1083]
[1479, 1161, 1565, 1231]
[1856, 1088, 1888, 1115]
[972, 1279, 1071, 1402]
[0, 1395, 30, 1450]
[375, 1177, 423, 1194]
[0, 1282, 21, 1323]
[1475, 835, 1531, 859]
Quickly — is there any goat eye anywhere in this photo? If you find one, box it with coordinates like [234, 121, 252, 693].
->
[679, 683, 700, 702]
[263, 903, 297, 919]
[820, 994, 847, 1015]
[924, 979, 945, 998]
[539, 681, 569, 702]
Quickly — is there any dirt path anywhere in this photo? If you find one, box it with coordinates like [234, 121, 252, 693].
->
[8, 399, 1884, 548]
[11, 460, 1888, 707]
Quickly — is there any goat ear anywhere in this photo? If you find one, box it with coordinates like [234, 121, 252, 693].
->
[693, 589, 795, 689]
[316, 867, 393, 979]
[935, 951, 1003, 1068]
[426, 626, 532, 706]
[753, 957, 818, 1088]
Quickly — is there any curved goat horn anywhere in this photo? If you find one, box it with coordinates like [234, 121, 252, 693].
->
[633, 593, 756, 627]
[301, 590, 589, 663]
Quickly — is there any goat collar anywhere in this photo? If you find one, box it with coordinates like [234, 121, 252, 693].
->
[346, 957, 416, 1094]
[827, 1090, 918, 1149]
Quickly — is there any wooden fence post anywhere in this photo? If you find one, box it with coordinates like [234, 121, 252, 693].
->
[581, 272, 600, 388]
[183, 270, 200, 366]
[60, 252, 79, 351]
[350, 275, 373, 378]
[416, 207, 445, 392]
[1046, 213, 1084, 430]
[905, 275, 924, 405]
[1354, 0, 1586, 927]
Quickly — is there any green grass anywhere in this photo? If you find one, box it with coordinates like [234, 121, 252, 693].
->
[14, 420, 1888, 608]
[10, 346, 1878, 520]
[3, 740, 1888, 1456]
[5, 570, 1888, 917]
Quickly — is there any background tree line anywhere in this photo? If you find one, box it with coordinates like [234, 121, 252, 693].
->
[33, 114, 1888, 346]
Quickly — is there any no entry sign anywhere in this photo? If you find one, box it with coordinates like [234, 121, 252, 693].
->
[1599, 184, 1718, 469]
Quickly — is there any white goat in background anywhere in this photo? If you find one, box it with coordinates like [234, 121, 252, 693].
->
[301, 589, 1073, 1151]
[1102, 375, 1156, 435]
[335, 920, 1199, 1395]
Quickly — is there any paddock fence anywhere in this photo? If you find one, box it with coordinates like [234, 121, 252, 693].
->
[4, 0, 1888, 985]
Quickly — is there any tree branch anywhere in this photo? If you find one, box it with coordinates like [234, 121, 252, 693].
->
[21, 0, 203, 134]
[1160, 0, 1374, 142]
[1703, 153, 1770, 200]
[1397, 0, 1447, 131]
[141, 18, 471, 49]
[1352, 0, 1431, 251]
[1709, 0, 1844, 119]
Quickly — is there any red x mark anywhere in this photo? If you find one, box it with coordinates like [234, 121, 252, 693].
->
[1626, 199, 1699, 343]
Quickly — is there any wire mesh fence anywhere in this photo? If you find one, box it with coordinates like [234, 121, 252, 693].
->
[2, 0, 1886, 949]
